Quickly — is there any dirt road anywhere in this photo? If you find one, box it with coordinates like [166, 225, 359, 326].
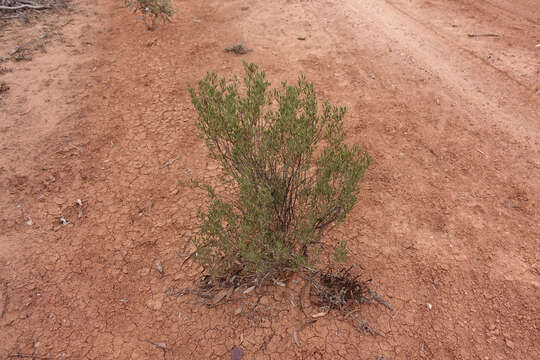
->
[1, 0, 538, 359]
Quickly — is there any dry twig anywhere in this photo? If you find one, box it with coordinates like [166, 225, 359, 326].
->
[0, 3, 49, 10]
[7, 354, 52, 359]
[0, 280, 7, 318]
[367, 289, 393, 311]
[467, 33, 501, 38]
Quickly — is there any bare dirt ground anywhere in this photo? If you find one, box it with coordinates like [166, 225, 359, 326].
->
[1, 0, 539, 359]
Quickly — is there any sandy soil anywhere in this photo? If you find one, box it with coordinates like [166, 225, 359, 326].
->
[1, 0, 539, 359]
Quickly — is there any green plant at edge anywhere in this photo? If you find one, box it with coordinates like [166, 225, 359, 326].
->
[189, 62, 372, 282]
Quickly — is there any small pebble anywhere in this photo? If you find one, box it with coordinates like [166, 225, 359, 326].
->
[231, 346, 244, 360]
[155, 261, 163, 274]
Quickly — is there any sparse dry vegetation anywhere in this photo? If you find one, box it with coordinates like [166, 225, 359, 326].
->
[125, 0, 174, 30]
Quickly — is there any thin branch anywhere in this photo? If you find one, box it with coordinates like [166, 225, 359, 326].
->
[0, 280, 7, 318]
[467, 33, 501, 38]
[0, 4, 49, 10]
[7, 354, 52, 359]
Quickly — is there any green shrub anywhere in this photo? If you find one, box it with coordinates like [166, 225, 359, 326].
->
[125, 0, 174, 30]
[189, 63, 371, 282]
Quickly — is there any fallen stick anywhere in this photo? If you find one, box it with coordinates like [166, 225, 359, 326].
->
[476, 149, 487, 157]
[0, 280, 7, 318]
[467, 33, 501, 38]
[293, 319, 316, 346]
[161, 156, 179, 168]
[7, 354, 52, 359]
[368, 289, 393, 311]
[0, 4, 49, 10]
[1, 14, 25, 19]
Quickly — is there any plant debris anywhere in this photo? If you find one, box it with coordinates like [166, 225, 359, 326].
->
[0, 81, 9, 94]
[309, 266, 370, 312]
[0, 0, 49, 12]
[467, 33, 501, 38]
[224, 43, 252, 55]
[0, 280, 7, 318]
[0, 67, 12, 75]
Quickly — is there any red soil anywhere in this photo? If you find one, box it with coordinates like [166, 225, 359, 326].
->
[1, 0, 538, 359]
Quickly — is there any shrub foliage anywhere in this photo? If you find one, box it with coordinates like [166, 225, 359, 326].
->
[189, 63, 371, 281]
[125, 0, 174, 30]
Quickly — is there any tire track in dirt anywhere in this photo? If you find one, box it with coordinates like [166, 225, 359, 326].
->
[386, 0, 539, 90]
[341, 0, 539, 142]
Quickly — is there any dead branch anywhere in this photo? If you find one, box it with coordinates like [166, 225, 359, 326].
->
[467, 33, 501, 38]
[368, 289, 393, 311]
[7, 354, 52, 359]
[1, 13, 25, 18]
[298, 275, 310, 316]
[0, 280, 7, 318]
[0, 4, 49, 10]
[178, 250, 196, 271]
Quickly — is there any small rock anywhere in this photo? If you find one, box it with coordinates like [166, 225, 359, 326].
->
[240, 6, 249, 11]
[59, 217, 68, 225]
[243, 285, 255, 294]
[427, 303, 432, 310]
[368, 73, 376, 79]
[435, 98, 440, 105]
[505, 339, 515, 349]
[234, 307, 242, 315]
[26, 219, 33, 226]
[193, 18, 201, 23]
[231, 346, 244, 360]
[297, 35, 306, 40]
[155, 260, 163, 274]
[146, 294, 164, 310]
